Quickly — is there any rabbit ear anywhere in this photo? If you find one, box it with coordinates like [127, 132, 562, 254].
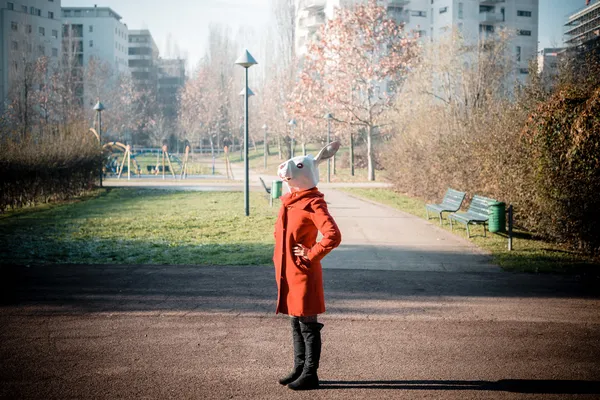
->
[314, 141, 341, 165]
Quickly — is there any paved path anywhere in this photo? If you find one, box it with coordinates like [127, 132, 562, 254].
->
[2, 159, 600, 399]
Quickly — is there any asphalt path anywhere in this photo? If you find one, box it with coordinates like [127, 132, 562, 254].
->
[1, 173, 599, 399]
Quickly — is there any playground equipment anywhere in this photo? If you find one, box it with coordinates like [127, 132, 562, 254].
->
[223, 145, 235, 180]
[180, 144, 190, 179]
[103, 141, 141, 179]
[155, 143, 176, 179]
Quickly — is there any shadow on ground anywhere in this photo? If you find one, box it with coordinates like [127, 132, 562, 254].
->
[0, 260, 597, 315]
[319, 379, 600, 394]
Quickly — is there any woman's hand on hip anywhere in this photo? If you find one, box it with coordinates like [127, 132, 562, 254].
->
[293, 244, 309, 260]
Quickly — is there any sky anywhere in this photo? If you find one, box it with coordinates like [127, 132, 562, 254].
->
[62, 0, 589, 67]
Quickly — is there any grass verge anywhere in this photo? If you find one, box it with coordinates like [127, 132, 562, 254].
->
[0, 189, 277, 265]
[341, 188, 599, 275]
[225, 144, 389, 183]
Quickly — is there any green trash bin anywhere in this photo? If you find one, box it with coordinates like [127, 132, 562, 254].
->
[488, 201, 506, 233]
[272, 180, 283, 199]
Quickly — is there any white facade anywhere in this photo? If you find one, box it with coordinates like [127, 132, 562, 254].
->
[295, 0, 539, 79]
[1, 0, 62, 108]
[61, 6, 129, 74]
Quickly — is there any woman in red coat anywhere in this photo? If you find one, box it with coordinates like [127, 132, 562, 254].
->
[273, 141, 342, 391]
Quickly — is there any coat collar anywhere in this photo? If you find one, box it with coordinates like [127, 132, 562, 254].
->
[280, 187, 323, 208]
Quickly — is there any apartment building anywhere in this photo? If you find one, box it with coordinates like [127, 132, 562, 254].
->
[61, 6, 129, 73]
[0, 0, 62, 108]
[564, 0, 600, 51]
[157, 57, 185, 120]
[128, 29, 159, 92]
[295, 0, 539, 79]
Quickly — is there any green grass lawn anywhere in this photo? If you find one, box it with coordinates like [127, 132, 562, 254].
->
[341, 188, 599, 275]
[0, 189, 277, 265]
[226, 144, 389, 182]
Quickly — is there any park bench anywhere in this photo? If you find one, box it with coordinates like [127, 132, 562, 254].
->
[425, 188, 466, 225]
[448, 195, 496, 238]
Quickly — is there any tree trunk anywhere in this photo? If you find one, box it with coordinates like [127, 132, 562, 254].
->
[349, 132, 355, 177]
[302, 141, 306, 156]
[367, 125, 375, 181]
[332, 155, 336, 175]
[266, 141, 271, 156]
[277, 136, 282, 160]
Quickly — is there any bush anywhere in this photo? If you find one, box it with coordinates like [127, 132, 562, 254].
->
[0, 125, 103, 212]
[522, 85, 600, 254]
[383, 33, 600, 256]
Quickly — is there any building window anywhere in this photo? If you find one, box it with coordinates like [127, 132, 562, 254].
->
[516, 46, 521, 62]
[11, 41, 18, 51]
[22, 5, 27, 12]
[63, 10, 71, 17]
[27, 25, 32, 34]
[458, 3, 463, 19]
[7, 2, 14, 10]
[74, 10, 81, 17]
[30, 6, 35, 14]
[440, 6, 448, 14]
[519, 68, 529, 74]
[11, 21, 18, 31]
[52, 29, 58, 38]
[52, 48, 58, 57]
[89, 25, 93, 32]
[517, 10, 532, 17]
[38, 45, 45, 55]
[418, 30, 426, 37]
[518, 30, 532, 36]
[411, 10, 426, 17]
[49, 11, 54, 19]
[36, 9, 41, 16]
[90, 40, 93, 47]
[39, 27, 45, 36]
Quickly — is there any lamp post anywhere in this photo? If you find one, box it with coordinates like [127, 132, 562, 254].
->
[288, 118, 297, 158]
[324, 113, 333, 183]
[262, 124, 268, 170]
[94, 101, 105, 187]
[239, 88, 255, 162]
[235, 49, 257, 217]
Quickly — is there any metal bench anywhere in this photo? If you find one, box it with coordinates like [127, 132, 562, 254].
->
[448, 195, 496, 238]
[425, 188, 466, 225]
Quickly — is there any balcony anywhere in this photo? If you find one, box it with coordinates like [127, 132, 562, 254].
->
[480, 0, 505, 4]
[388, 0, 409, 6]
[302, 0, 325, 11]
[301, 14, 325, 30]
[479, 11, 504, 24]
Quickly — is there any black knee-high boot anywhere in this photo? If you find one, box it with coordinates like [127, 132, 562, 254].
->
[278, 318, 305, 385]
[287, 322, 323, 391]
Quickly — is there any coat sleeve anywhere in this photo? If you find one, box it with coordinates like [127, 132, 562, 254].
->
[307, 198, 341, 263]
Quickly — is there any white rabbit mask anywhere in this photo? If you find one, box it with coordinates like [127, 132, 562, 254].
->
[277, 141, 341, 192]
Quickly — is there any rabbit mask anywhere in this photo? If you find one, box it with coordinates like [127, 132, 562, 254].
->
[278, 141, 341, 191]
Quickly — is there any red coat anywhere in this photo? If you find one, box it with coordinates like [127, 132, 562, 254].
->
[273, 188, 342, 316]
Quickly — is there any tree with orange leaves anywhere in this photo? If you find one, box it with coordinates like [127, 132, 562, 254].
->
[290, 0, 419, 180]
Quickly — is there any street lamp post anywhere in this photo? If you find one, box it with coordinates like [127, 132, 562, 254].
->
[262, 124, 268, 170]
[235, 49, 258, 217]
[94, 101, 105, 187]
[288, 119, 297, 158]
[324, 113, 333, 183]
[239, 88, 255, 162]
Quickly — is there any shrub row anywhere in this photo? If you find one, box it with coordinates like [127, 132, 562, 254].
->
[0, 127, 103, 212]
